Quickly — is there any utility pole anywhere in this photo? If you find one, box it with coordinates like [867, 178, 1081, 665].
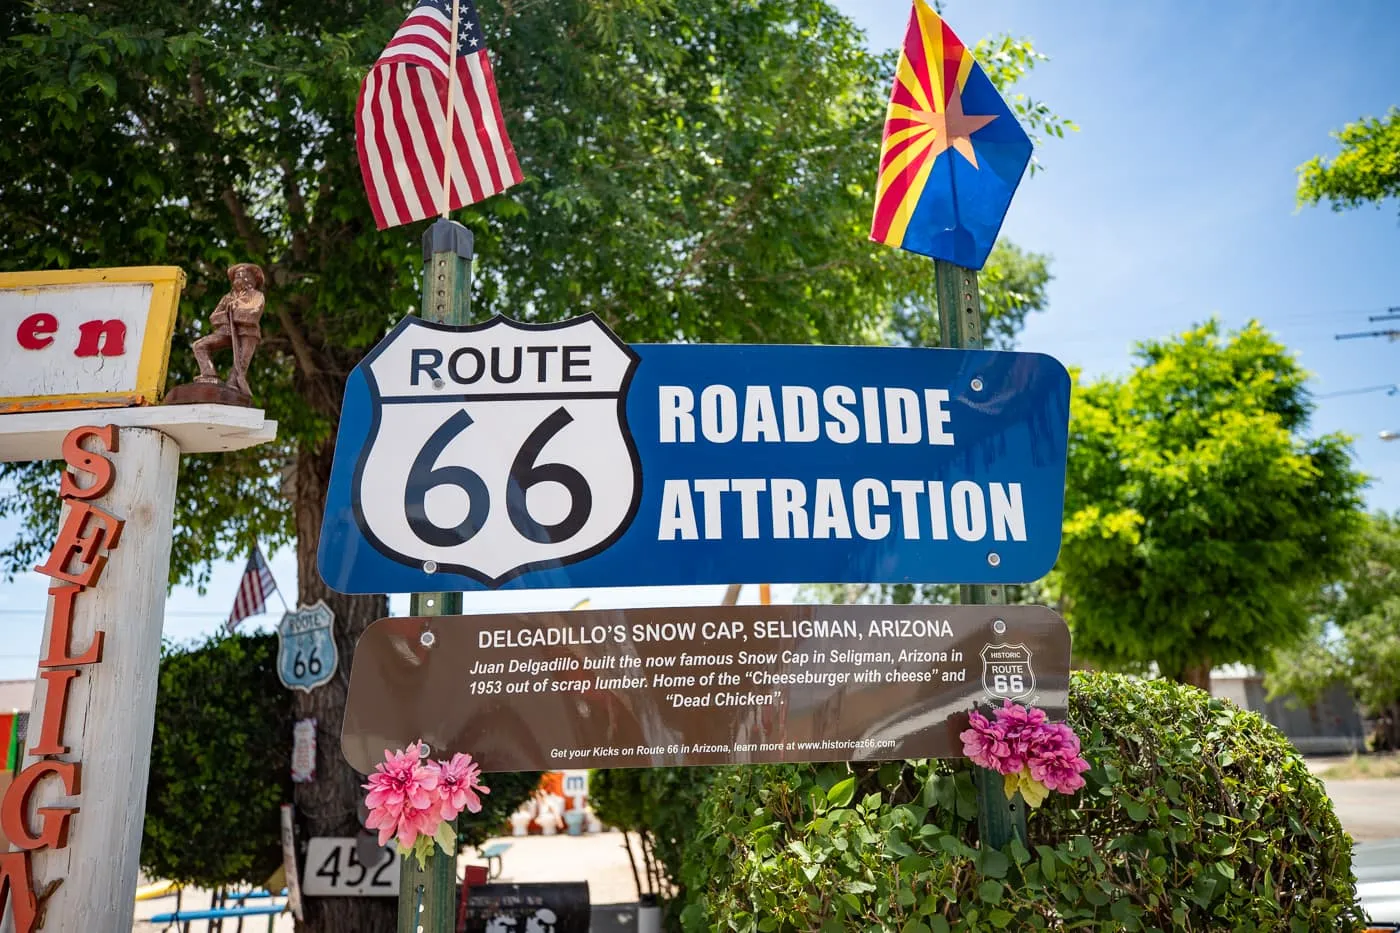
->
[1334, 306, 1400, 341]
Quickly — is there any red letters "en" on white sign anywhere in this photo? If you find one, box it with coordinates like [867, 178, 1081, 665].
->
[0, 267, 182, 413]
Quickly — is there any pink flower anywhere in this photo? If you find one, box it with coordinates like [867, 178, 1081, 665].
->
[362, 743, 442, 847]
[959, 709, 1022, 774]
[993, 701, 1048, 760]
[993, 700, 1048, 731]
[436, 753, 490, 821]
[1030, 752, 1090, 794]
[365, 797, 436, 849]
[400, 799, 444, 848]
[363, 800, 399, 847]
[962, 703, 1091, 798]
[361, 744, 499, 852]
[1028, 721, 1082, 760]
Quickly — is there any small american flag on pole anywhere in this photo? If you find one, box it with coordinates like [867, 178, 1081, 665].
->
[226, 545, 282, 633]
[356, 0, 522, 229]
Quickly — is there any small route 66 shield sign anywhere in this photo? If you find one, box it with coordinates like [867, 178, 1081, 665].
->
[278, 601, 338, 692]
[980, 643, 1035, 702]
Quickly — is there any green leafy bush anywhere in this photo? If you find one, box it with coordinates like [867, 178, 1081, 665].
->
[592, 767, 717, 923]
[141, 631, 537, 888]
[590, 768, 648, 836]
[457, 769, 544, 849]
[683, 672, 1365, 932]
[142, 633, 291, 887]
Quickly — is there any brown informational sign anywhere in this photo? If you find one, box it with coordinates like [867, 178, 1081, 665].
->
[341, 604, 1070, 773]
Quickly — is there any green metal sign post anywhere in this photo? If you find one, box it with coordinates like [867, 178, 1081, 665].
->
[935, 258, 1030, 852]
[397, 219, 473, 933]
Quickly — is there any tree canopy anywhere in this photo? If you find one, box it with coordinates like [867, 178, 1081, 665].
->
[0, 0, 1067, 587]
[1297, 106, 1400, 213]
[143, 633, 290, 888]
[0, 0, 1069, 686]
[1267, 510, 1400, 749]
[1056, 320, 1366, 686]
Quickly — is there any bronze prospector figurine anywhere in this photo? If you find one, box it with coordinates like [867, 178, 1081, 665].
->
[165, 262, 265, 406]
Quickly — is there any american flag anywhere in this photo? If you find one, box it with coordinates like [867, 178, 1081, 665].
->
[356, 0, 522, 229]
[226, 545, 280, 633]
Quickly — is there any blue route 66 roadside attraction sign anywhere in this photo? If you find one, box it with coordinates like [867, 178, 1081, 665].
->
[277, 601, 338, 692]
[317, 313, 1071, 594]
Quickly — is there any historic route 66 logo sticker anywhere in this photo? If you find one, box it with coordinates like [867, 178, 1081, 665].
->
[980, 643, 1035, 702]
[353, 314, 641, 586]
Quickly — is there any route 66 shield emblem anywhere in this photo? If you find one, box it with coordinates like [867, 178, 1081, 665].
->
[278, 601, 338, 692]
[980, 643, 1034, 702]
[351, 314, 641, 586]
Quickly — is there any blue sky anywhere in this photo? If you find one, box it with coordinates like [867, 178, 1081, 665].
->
[876, 0, 1400, 488]
[2, 0, 1399, 680]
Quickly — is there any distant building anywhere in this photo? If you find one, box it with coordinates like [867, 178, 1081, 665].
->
[0, 679, 32, 850]
[1211, 665, 1365, 754]
[1, 679, 32, 771]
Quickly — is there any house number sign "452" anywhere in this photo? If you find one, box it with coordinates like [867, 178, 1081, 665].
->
[302, 838, 399, 897]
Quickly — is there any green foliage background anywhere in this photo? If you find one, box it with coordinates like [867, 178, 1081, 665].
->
[1268, 510, 1400, 749]
[681, 673, 1365, 932]
[456, 769, 544, 849]
[0, 0, 1067, 587]
[142, 633, 291, 887]
[1055, 320, 1365, 683]
[1297, 106, 1400, 213]
[591, 767, 717, 924]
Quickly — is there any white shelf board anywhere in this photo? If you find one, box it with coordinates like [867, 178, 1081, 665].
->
[0, 403, 277, 462]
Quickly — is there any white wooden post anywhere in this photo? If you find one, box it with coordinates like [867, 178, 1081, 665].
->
[0, 405, 275, 933]
[21, 426, 178, 932]
[0, 268, 278, 931]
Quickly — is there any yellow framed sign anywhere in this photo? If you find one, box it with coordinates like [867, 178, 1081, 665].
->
[0, 266, 183, 413]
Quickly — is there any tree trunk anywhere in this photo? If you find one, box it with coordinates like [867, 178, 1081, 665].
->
[1178, 661, 1213, 693]
[620, 831, 644, 899]
[291, 438, 393, 933]
[639, 832, 659, 896]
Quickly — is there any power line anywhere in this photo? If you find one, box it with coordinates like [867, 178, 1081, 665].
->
[1336, 329, 1400, 342]
[1014, 307, 1400, 352]
[1315, 384, 1400, 400]
[1334, 305, 1400, 342]
[1253, 305, 1400, 327]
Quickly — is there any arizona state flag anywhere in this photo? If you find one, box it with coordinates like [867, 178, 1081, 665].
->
[870, 1, 1032, 270]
